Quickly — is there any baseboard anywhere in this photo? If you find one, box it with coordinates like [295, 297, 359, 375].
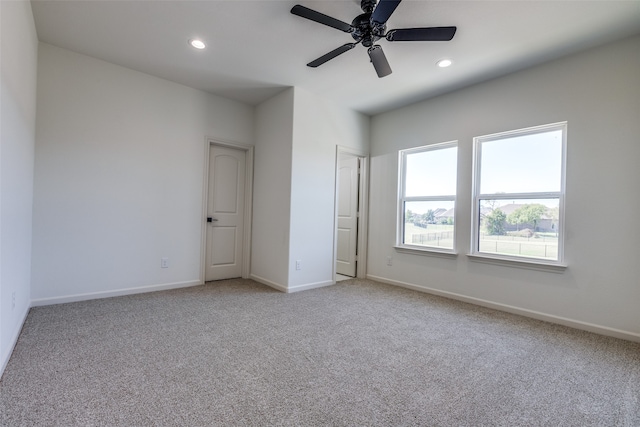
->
[1, 302, 30, 379]
[286, 280, 334, 293]
[30, 280, 203, 307]
[250, 274, 287, 293]
[249, 275, 334, 294]
[367, 274, 640, 343]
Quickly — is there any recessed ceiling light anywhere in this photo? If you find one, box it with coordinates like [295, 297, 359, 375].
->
[437, 59, 453, 68]
[189, 39, 206, 50]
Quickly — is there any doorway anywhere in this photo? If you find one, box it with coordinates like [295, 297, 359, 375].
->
[334, 148, 369, 281]
[202, 140, 253, 282]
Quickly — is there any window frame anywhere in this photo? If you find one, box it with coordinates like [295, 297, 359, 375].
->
[397, 141, 458, 255]
[470, 122, 567, 267]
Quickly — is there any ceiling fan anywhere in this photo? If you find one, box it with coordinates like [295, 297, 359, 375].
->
[290, 0, 456, 78]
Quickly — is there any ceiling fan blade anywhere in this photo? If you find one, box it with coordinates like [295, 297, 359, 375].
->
[291, 5, 353, 33]
[368, 45, 392, 78]
[371, 0, 402, 25]
[386, 27, 457, 42]
[307, 43, 357, 68]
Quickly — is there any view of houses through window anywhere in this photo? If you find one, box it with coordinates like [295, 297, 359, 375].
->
[479, 198, 560, 260]
[404, 200, 455, 248]
[473, 122, 566, 262]
[399, 142, 457, 251]
[398, 123, 566, 264]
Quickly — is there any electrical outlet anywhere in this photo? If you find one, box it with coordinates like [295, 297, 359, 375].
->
[161, 257, 169, 268]
[12, 292, 16, 310]
[295, 260, 301, 270]
[386, 256, 393, 266]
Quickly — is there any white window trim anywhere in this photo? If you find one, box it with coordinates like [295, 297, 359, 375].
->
[470, 122, 567, 269]
[397, 141, 458, 255]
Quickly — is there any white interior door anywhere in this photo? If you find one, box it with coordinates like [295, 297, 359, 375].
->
[336, 155, 359, 277]
[205, 145, 246, 281]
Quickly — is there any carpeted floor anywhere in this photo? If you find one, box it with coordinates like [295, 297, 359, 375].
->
[1, 278, 639, 426]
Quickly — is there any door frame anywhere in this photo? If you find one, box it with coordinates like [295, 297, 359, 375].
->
[333, 146, 369, 281]
[200, 138, 254, 282]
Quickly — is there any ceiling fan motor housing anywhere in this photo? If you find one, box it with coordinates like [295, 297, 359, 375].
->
[351, 12, 385, 47]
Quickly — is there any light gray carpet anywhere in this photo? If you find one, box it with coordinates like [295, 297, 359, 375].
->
[1, 278, 639, 426]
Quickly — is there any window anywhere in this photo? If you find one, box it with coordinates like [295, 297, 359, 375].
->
[472, 122, 566, 264]
[398, 142, 457, 252]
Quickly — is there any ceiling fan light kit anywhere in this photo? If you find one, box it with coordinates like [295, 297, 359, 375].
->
[291, 0, 456, 78]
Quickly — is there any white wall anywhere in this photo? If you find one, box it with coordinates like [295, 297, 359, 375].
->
[251, 87, 369, 292]
[251, 89, 295, 289]
[0, 0, 38, 373]
[288, 87, 369, 289]
[368, 35, 640, 340]
[32, 43, 254, 304]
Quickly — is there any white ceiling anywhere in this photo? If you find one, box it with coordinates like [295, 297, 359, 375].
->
[31, 0, 640, 115]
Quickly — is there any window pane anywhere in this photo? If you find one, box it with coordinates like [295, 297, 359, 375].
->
[404, 201, 455, 249]
[405, 146, 457, 197]
[480, 130, 562, 194]
[478, 198, 560, 260]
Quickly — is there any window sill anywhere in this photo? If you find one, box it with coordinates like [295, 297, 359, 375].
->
[466, 253, 567, 273]
[394, 245, 458, 259]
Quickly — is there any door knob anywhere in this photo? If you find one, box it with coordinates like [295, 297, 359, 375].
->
[207, 217, 218, 223]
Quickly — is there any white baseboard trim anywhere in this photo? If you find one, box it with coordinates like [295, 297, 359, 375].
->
[250, 274, 287, 293]
[286, 280, 334, 293]
[30, 280, 203, 307]
[367, 274, 640, 343]
[1, 302, 30, 379]
[249, 275, 334, 294]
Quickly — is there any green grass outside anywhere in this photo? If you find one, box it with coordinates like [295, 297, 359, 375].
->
[404, 223, 454, 249]
[481, 233, 558, 243]
[404, 222, 558, 259]
[479, 237, 558, 259]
